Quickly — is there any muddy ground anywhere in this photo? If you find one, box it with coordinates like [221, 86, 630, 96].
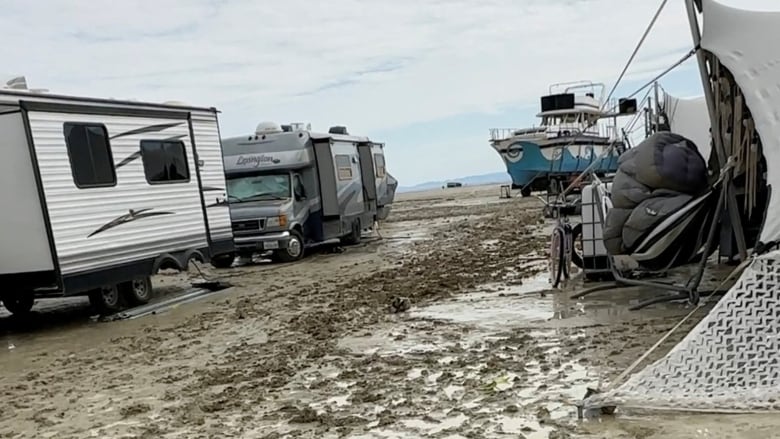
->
[0, 185, 777, 438]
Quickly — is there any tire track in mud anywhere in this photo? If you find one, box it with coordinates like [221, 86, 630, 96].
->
[156, 197, 550, 438]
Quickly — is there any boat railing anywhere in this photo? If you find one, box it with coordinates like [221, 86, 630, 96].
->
[489, 127, 545, 141]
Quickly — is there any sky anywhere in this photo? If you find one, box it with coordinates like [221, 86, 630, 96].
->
[2, 0, 778, 186]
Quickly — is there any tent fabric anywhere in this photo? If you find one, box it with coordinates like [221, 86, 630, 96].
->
[700, 0, 780, 243]
[603, 132, 708, 255]
[662, 94, 711, 164]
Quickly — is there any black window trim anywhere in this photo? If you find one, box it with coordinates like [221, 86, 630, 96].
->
[139, 139, 191, 185]
[63, 122, 117, 189]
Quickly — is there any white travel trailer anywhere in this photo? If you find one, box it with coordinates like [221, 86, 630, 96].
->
[0, 85, 234, 315]
[218, 123, 396, 264]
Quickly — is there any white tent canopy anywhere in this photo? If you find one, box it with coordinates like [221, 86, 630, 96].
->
[661, 93, 711, 163]
[584, 0, 780, 413]
[700, 0, 780, 243]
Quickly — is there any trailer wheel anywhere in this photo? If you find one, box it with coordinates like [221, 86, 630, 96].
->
[120, 276, 153, 306]
[570, 223, 584, 269]
[521, 186, 532, 197]
[2, 293, 34, 315]
[211, 253, 236, 269]
[274, 230, 304, 263]
[89, 284, 124, 314]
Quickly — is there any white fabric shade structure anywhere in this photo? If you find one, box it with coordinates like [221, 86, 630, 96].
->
[662, 93, 711, 163]
[700, 0, 780, 243]
[584, 0, 780, 413]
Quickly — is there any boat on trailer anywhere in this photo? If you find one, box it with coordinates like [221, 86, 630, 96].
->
[489, 81, 634, 197]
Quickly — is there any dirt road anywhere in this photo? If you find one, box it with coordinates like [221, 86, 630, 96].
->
[0, 185, 775, 438]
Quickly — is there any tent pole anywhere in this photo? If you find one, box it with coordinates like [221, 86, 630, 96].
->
[685, 0, 749, 260]
[685, 0, 725, 167]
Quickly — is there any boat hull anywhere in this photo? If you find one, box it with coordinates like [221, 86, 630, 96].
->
[496, 140, 620, 189]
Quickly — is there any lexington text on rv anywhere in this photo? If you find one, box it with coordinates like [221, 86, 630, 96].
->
[217, 122, 397, 265]
[0, 88, 235, 314]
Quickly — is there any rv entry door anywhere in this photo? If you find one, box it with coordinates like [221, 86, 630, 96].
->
[313, 139, 339, 218]
[357, 142, 377, 214]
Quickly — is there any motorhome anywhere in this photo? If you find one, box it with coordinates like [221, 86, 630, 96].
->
[218, 122, 397, 265]
[0, 80, 234, 315]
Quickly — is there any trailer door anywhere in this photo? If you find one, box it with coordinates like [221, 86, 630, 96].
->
[0, 109, 55, 276]
[313, 139, 339, 217]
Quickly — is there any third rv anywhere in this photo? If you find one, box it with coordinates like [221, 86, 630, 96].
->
[215, 122, 397, 265]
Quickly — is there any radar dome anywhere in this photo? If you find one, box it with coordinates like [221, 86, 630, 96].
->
[256, 121, 283, 135]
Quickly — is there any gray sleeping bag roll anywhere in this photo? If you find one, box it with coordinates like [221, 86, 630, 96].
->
[622, 191, 693, 251]
[603, 132, 708, 255]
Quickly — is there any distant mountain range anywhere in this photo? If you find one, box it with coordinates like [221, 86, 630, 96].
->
[398, 171, 510, 193]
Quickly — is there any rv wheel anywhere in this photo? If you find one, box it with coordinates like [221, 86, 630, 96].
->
[274, 230, 304, 263]
[120, 276, 153, 306]
[341, 220, 362, 246]
[211, 253, 236, 269]
[89, 285, 124, 314]
[521, 187, 532, 197]
[1, 293, 34, 315]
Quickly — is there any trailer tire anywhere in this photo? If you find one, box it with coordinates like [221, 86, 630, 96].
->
[521, 186, 532, 197]
[570, 223, 584, 269]
[2, 293, 34, 315]
[89, 284, 124, 314]
[211, 253, 236, 269]
[341, 220, 362, 246]
[274, 230, 304, 263]
[120, 276, 153, 306]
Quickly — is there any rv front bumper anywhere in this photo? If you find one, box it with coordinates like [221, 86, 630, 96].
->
[234, 231, 291, 252]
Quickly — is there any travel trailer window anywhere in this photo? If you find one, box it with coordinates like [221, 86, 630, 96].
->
[226, 173, 291, 202]
[63, 123, 116, 188]
[374, 154, 386, 178]
[140, 140, 190, 184]
[335, 154, 353, 180]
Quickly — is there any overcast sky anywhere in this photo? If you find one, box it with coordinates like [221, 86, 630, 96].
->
[2, 0, 777, 186]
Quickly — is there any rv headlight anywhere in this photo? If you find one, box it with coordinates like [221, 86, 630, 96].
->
[266, 215, 287, 228]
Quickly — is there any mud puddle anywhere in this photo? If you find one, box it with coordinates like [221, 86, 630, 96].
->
[332, 272, 596, 438]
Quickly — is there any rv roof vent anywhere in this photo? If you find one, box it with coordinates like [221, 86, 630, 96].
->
[256, 121, 283, 135]
[329, 126, 348, 135]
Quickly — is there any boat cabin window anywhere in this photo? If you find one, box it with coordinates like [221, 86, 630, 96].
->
[63, 123, 117, 188]
[226, 172, 291, 202]
[374, 154, 386, 178]
[335, 154, 353, 180]
[140, 140, 190, 184]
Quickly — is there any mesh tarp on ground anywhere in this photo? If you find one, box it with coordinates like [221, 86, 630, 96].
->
[585, 250, 780, 412]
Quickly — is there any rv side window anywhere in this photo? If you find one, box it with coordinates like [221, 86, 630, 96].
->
[374, 154, 386, 178]
[140, 140, 190, 184]
[63, 123, 116, 188]
[335, 154, 353, 180]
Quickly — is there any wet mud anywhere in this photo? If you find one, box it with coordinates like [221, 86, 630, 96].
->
[0, 186, 773, 438]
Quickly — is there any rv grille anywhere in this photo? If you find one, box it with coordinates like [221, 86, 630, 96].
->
[232, 219, 263, 233]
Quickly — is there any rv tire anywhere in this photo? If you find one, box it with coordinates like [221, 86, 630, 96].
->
[341, 220, 362, 246]
[120, 276, 153, 306]
[274, 230, 304, 263]
[211, 253, 236, 269]
[2, 293, 34, 315]
[521, 187, 532, 197]
[89, 284, 124, 314]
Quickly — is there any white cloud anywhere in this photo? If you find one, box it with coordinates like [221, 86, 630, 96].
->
[1, 0, 776, 184]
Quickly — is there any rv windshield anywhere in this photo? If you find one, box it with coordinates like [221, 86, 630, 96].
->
[226, 173, 291, 202]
